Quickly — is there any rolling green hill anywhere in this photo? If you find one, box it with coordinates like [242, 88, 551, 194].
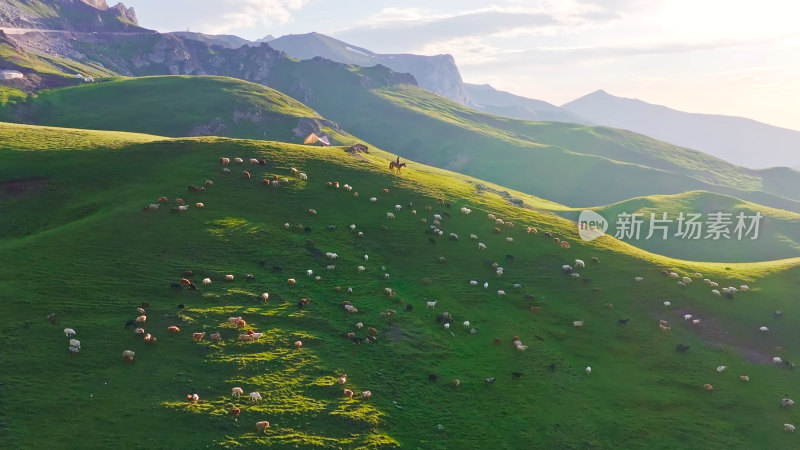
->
[277, 80, 800, 212]
[2, 121, 799, 448]
[0, 76, 341, 142]
[556, 191, 800, 262]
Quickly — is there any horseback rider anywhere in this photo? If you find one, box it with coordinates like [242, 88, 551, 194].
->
[396, 156, 400, 165]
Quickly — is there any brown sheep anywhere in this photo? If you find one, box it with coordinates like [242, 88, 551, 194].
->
[368, 327, 378, 336]
[343, 388, 354, 399]
[210, 333, 221, 342]
[256, 421, 270, 432]
[553, 237, 560, 244]
[560, 241, 571, 249]
[243, 171, 251, 179]
[294, 340, 303, 349]
[168, 326, 180, 333]
[230, 406, 241, 418]
[452, 379, 460, 388]
[192, 332, 205, 342]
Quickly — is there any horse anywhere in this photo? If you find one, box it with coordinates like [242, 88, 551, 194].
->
[389, 161, 406, 173]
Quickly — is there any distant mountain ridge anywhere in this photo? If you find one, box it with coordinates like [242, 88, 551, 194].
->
[465, 83, 589, 124]
[266, 32, 468, 105]
[562, 90, 800, 169]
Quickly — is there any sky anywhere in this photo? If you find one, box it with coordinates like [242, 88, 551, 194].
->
[127, 0, 800, 131]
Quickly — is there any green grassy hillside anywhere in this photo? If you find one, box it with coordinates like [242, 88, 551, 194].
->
[551, 191, 800, 262]
[2, 122, 799, 448]
[0, 76, 342, 142]
[265, 74, 800, 212]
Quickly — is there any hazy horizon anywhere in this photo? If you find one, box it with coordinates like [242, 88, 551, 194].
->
[125, 0, 800, 132]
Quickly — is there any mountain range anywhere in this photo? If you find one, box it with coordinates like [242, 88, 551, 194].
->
[562, 90, 800, 169]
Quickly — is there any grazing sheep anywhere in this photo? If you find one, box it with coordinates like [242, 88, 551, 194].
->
[573, 321, 584, 327]
[781, 398, 795, 408]
[452, 379, 461, 388]
[134, 328, 145, 335]
[570, 273, 580, 279]
[64, 328, 76, 337]
[634, 277, 644, 282]
[288, 278, 297, 286]
[444, 323, 450, 330]
[486, 377, 496, 385]
[186, 393, 199, 404]
[222, 168, 231, 173]
[361, 391, 372, 400]
[337, 375, 347, 385]
[225, 274, 234, 281]
[703, 384, 713, 391]
[740, 285, 750, 291]
[299, 173, 308, 180]
[463, 321, 470, 328]
[250, 392, 262, 403]
[69, 346, 80, 354]
[70, 339, 81, 348]
[370, 197, 377, 202]
[774, 357, 784, 366]
[682, 277, 693, 284]
[760, 326, 770, 332]
[168, 326, 180, 333]
[586, 367, 592, 375]
[785, 424, 795, 432]
[426, 301, 437, 309]
[136, 315, 147, 324]
[684, 314, 693, 321]
[469, 280, 478, 286]
[497, 290, 505, 297]
[343, 388, 354, 399]
[202, 277, 211, 285]
[739, 375, 750, 382]
[717, 366, 726, 373]
[711, 289, 721, 296]
[327, 265, 336, 271]
[192, 332, 205, 342]
[574, 259, 585, 268]
[478, 242, 487, 250]
[294, 340, 303, 349]
[228, 316, 243, 325]
[122, 350, 135, 361]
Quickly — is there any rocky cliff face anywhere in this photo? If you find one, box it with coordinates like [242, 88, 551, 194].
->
[266, 33, 468, 105]
[0, 0, 142, 31]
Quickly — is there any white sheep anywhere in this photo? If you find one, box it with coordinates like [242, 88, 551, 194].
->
[349, 224, 357, 231]
[202, 277, 211, 285]
[669, 272, 679, 278]
[709, 281, 719, 288]
[663, 301, 671, 308]
[250, 392, 262, 403]
[261, 293, 269, 302]
[574, 259, 585, 268]
[434, 214, 442, 221]
[488, 214, 496, 220]
[711, 289, 721, 296]
[497, 290, 505, 297]
[562, 265, 573, 272]
[716, 365, 726, 372]
[64, 328, 76, 337]
[505, 237, 514, 243]
[682, 276, 692, 284]
[483, 282, 489, 289]
[684, 314, 693, 321]
[760, 326, 770, 332]
[395, 204, 402, 211]
[470, 234, 478, 240]
[478, 243, 486, 250]
[469, 280, 478, 285]
[573, 321, 584, 327]
[785, 424, 795, 432]
[773, 357, 783, 366]
[634, 276, 644, 282]
[384, 288, 393, 296]
[232, 387, 244, 397]
[370, 197, 377, 202]
[570, 273, 580, 279]
[357, 265, 366, 273]
[69, 339, 80, 348]
[463, 321, 470, 328]
[495, 218, 505, 225]
[586, 366, 592, 375]
[740, 285, 750, 291]
[444, 323, 450, 330]
[326, 265, 335, 271]
[386, 212, 395, 219]
[513, 283, 522, 289]
[426, 301, 437, 309]
[299, 173, 308, 181]
[306, 269, 313, 277]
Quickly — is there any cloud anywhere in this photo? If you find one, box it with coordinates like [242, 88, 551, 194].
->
[174, 0, 309, 34]
[332, 2, 621, 52]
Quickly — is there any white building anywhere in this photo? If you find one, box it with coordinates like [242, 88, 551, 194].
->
[0, 70, 24, 80]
